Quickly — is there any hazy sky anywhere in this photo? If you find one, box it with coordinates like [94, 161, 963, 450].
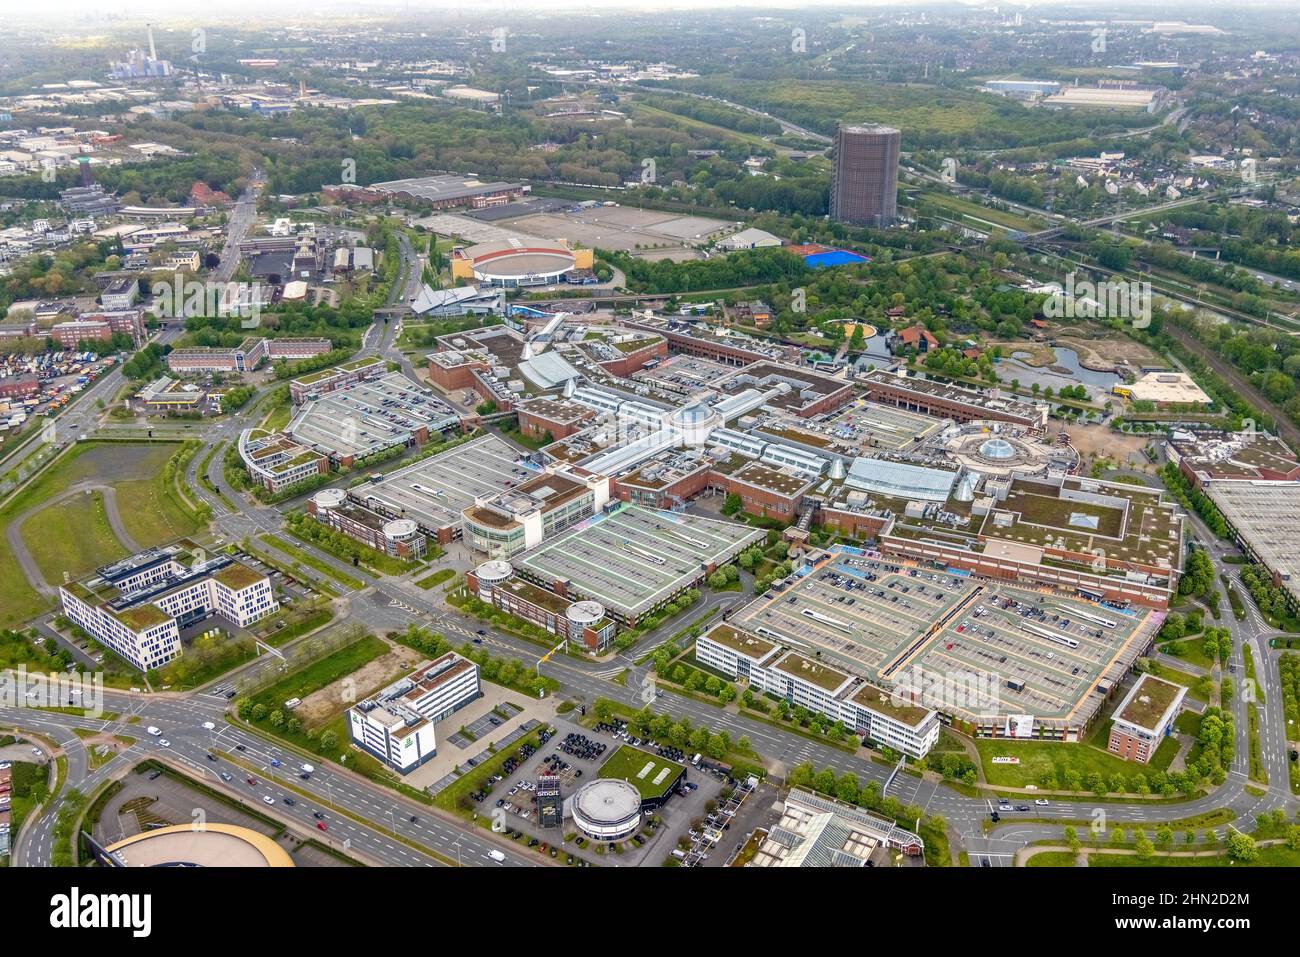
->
[5, 0, 1295, 25]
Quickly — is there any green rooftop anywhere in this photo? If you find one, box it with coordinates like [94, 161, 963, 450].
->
[1116, 674, 1183, 731]
[774, 652, 851, 693]
[113, 605, 170, 631]
[851, 683, 933, 728]
[701, 623, 777, 660]
[213, 562, 264, 591]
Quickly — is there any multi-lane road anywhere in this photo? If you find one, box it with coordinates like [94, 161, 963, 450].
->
[3, 689, 536, 868]
[3, 267, 1297, 868]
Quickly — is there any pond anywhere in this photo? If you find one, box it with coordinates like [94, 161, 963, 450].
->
[995, 346, 1121, 399]
[851, 335, 894, 367]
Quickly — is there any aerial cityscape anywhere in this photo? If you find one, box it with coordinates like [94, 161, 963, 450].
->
[1, 0, 1299, 910]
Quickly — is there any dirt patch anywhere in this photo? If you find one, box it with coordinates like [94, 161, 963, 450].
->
[1066, 421, 1152, 472]
[1057, 335, 1162, 372]
[295, 643, 426, 727]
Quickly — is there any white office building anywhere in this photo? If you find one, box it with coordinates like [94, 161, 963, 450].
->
[59, 542, 278, 672]
[348, 652, 481, 772]
[697, 624, 941, 759]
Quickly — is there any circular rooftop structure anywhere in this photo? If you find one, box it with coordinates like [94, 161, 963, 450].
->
[570, 778, 642, 840]
[942, 423, 1078, 477]
[567, 600, 606, 627]
[475, 559, 514, 585]
[979, 437, 1016, 460]
[383, 518, 420, 542]
[103, 823, 295, 868]
[463, 240, 576, 287]
[669, 397, 721, 446]
[313, 488, 347, 510]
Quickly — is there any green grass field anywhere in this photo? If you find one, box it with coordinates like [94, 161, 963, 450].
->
[598, 744, 685, 801]
[973, 732, 1177, 789]
[115, 449, 203, 546]
[1148, 661, 1213, 702]
[917, 190, 1040, 232]
[1157, 638, 1217, 672]
[0, 442, 201, 630]
[247, 634, 389, 716]
[20, 489, 127, 584]
[416, 569, 457, 590]
[1069, 846, 1300, 867]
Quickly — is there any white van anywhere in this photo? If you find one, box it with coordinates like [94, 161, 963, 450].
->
[488, 849, 506, 864]
[146, 726, 162, 736]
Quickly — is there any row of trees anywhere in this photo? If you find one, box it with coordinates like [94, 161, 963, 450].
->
[591, 698, 742, 763]
[1158, 463, 1231, 538]
[1240, 562, 1295, 626]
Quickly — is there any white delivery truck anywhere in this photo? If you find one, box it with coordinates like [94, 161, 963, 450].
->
[147, 726, 162, 736]
[488, 849, 506, 864]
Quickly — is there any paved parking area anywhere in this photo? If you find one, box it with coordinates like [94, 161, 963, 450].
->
[470, 715, 726, 866]
[813, 396, 945, 454]
[97, 767, 351, 866]
[512, 504, 763, 620]
[731, 553, 1161, 724]
[287, 372, 459, 461]
[359, 434, 531, 538]
[497, 207, 731, 254]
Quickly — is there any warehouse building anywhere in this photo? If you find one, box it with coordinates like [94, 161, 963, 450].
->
[1205, 480, 1300, 611]
[1113, 371, 1212, 408]
[509, 504, 763, 626]
[466, 559, 617, 651]
[368, 174, 525, 210]
[352, 434, 532, 545]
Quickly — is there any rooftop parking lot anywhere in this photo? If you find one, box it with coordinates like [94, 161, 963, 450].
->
[352, 434, 531, 536]
[814, 396, 945, 453]
[511, 504, 764, 620]
[730, 551, 1160, 723]
[734, 557, 974, 676]
[631, 355, 738, 396]
[286, 372, 460, 460]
